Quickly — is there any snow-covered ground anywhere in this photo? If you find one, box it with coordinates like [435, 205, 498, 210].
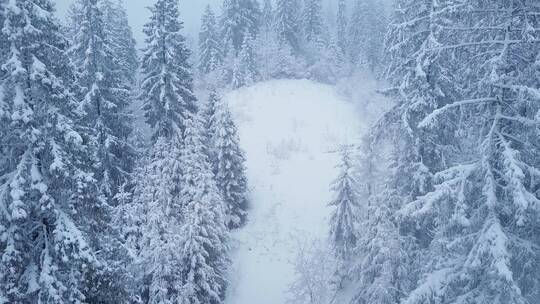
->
[224, 79, 382, 304]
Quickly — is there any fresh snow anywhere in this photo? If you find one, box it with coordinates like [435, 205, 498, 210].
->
[224, 79, 379, 304]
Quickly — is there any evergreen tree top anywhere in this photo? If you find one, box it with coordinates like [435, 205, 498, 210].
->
[329, 148, 361, 208]
[140, 0, 197, 142]
[220, 0, 261, 53]
[198, 4, 223, 74]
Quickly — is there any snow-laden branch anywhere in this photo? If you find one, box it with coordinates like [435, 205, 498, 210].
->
[499, 115, 539, 126]
[399, 163, 476, 219]
[429, 40, 540, 51]
[419, 98, 496, 128]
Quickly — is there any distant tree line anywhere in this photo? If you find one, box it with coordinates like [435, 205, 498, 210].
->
[197, 0, 388, 88]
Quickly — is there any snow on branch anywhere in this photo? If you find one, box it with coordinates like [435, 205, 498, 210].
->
[401, 267, 457, 304]
[399, 164, 476, 219]
[499, 115, 540, 126]
[419, 98, 496, 128]
[428, 40, 540, 51]
[497, 131, 540, 225]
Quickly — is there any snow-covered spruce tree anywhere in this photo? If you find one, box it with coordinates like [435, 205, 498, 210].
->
[351, 187, 410, 304]
[131, 136, 185, 303]
[307, 37, 343, 84]
[216, 39, 237, 88]
[0, 1, 98, 302]
[261, 0, 274, 30]
[349, 113, 420, 304]
[398, 2, 540, 303]
[140, 0, 197, 141]
[213, 96, 249, 229]
[67, 0, 136, 301]
[252, 38, 272, 81]
[328, 149, 361, 263]
[336, 0, 348, 55]
[255, 30, 307, 80]
[346, 0, 366, 64]
[382, 0, 460, 195]
[301, 0, 331, 78]
[275, 0, 302, 54]
[132, 0, 198, 301]
[232, 33, 258, 89]
[255, 0, 275, 81]
[256, 0, 305, 81]
[288, 239, 339, 304]
[102, 0, 139, 86]
[199, 5, 223, 75]
[178, 114, 230, 303]
[302, 0, 324, 43]
[220, 0, 261, 54]
[0, 0, 7, 152]
[64, 1, 84, 45]
[69, 0, 135, 212]
[349, 1, 464, 303]
[347, 0, 387, 71]
[202, 90, 220, 170]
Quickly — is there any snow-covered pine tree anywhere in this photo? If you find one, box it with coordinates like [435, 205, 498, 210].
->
[178, 114, 230, 303]
[0, 1, 98, 302]
[232, 33, 258, 89]
[202, 89, 220, 173]
[328, 149, 360, 262]
[288, 239, 339, 304]
[131, 0, 199, 301]
[302, 0, 324, 43]
[140, 0, 197, 141]
[261, 0, 274, 30]
[245, 0, 261, 39]
[64, 0, 84, 44]
[220, 0, 261, 54]
[349, 113, 419, 304]
[275, 0, 302, 54]
[349, 1, 463, 302]
[347, 0, 386, 71]
[216, 39, 237, 88]
[336, 0, 348, 55]
[66, 1, 137, 87]
[399, 1, 540, 303]
[127, 137, 187, 301]
[366, 0, 387, 72]
[67, 0, 136, 301]
[255, 30, 307, 80]
[347, 0, 366, 64]
[0, 0, 7, 142]
[69, 0, 135, 211]
[351, 187, 409, 304]
[213, 96, 249, 229]
[135, 136, 185, 304]
[199, 5, 223, 75]
[307, 37, 343, 84]
[381, 0, 458, 204]
[102, 0, 139, 86]
[257, 0, 298, 81]
[0, 4, 10, 300]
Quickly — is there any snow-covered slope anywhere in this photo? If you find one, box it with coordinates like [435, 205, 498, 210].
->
[224, 79, 369, 304]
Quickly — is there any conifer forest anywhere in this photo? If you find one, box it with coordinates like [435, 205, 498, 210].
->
[0, 0, 539, 303]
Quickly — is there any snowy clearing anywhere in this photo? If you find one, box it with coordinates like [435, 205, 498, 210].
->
[224, 79, 371, 304]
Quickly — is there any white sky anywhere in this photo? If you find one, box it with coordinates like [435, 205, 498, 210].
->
[54, 0, 222, 45]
